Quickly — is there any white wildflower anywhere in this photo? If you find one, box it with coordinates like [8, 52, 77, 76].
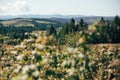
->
[44, 36, 48, 40]
[21, 74, 28, 80]
[14, 45, 19, 49]
[16, 54, 24, 60]
[29, 64, 36, 70]
[46, 52, 50, 56]
[78, 53, 85, 58]
[41, 58, 49, 64]
[36, 44, 46, 50]
[20, 45, 26, 49]
[25, 39, 35, 43]
[96, 32, 100, 36]
[67, 68, 75, 76]
[32, 56, 35, 59]
[31, 50, 37, 55]
[61, 60, 67, 67]
[25, 32, 28, 35]
[38, 77, 43, 80]
[1, 57, 7, 60]
[79, 67, 84, 71]
[67, 47, 78, 54]
[32, 70, 39, 77]
[74, 48, 78, 53]
[22, 65, 29, 74]
[79, 31, 83, 34]
[14, 69, 19, 73]
[67, 47, 74, 53]
[71, 59, 75, 67]
[11, 51, 17, 55]
[67, 60, 71, 65]
[14, 65, 22, 73]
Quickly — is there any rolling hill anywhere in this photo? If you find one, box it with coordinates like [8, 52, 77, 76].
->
[0, 18, 63, 27]
[0, 15, 114, 27]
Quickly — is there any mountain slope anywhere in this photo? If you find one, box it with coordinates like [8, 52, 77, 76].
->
[0, 18, 63, 27]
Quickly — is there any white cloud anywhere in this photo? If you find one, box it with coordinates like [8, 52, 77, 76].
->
[0, 8, 3, 12]
[0, 0, 31, 15]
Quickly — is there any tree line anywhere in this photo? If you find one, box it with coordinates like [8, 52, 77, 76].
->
[0, 15, 120, 45]
[47, 15, 120, 44]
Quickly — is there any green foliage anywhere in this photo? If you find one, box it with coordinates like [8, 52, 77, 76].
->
[47, 25, 56, 36]
[80, 18, 84, 27]
[45, 70, 55, 76]
[100, 17, 105, 23]
[67, 75, 79, 80]
[57, 16, 120, 44]
[90, 16, 120, 43]
[58, 18, 88, 45]
[5, 39, 17, 45]
[0, 37, 4, 44]
[35, 54, 42, 62]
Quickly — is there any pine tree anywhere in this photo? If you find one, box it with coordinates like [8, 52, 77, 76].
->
[47, 25, 56, 35]
[113, 15, 120, 26]
[79, 18, 88, 31]
[112, 15, 120, 43]
[63, 23, 69, 35]
[100, 17, 105, 23]
[79, 18, 84, 27]
[69, 18, 75, 33]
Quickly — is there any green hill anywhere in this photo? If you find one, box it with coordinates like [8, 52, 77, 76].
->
[0, 18, 61, 27]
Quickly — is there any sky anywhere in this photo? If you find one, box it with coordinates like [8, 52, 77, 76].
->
[0, 0, 120, 16]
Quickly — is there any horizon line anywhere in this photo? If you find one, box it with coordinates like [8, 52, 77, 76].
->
[0, 14, 119, 17]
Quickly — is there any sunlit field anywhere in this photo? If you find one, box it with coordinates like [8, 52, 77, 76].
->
[0, 29, 120, 80]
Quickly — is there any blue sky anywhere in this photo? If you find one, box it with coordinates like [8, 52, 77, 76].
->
[0, 0, 120, 16]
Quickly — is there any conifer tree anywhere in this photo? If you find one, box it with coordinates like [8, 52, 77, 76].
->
[69, 18, 75, 33]
[47, 25, 56, 35]
[79, 18, 84, 27]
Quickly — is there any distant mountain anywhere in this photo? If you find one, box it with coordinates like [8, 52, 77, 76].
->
[0, 15, 114, 26]
[0, 14, 85, 20]
[75, 16, 114, 24]
[1, 14, 113, 20]
[0, 18, 63, 27]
